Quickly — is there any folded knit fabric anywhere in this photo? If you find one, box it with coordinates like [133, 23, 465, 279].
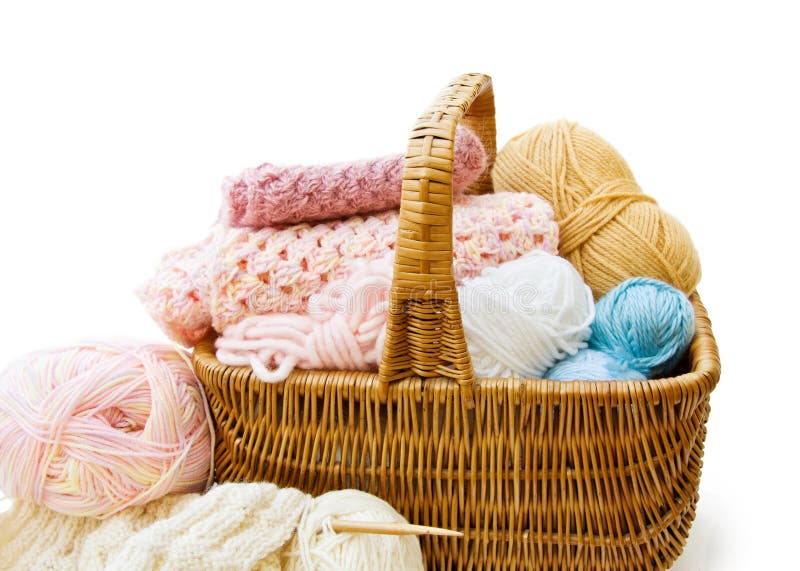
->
[0, 482, 307, 570]
[221, 126, 486, 228]
[139, 192, 559, 347]
[0, 483, 424, 571]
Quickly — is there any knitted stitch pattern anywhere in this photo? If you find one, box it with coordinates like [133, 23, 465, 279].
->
[221, 126, 487, 227]
[138, 192, 559, 347]
[0, 483, 309, 571]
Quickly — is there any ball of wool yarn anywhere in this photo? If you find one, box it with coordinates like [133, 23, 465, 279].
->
[285, 489, 424, 571]
[491, 120, 701, 299]
[0, 341, 214, 519]
[590, 277, 695, 378]
[544, 349, 647, 381]
[458, 250, 595, 378]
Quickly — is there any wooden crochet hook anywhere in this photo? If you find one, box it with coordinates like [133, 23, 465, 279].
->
[331, 519, 463, 537]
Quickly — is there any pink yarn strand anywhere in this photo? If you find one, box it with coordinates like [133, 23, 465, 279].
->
[216, 257, 393, 381]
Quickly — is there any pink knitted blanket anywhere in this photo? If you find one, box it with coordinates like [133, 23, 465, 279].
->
[139, 192, 559, 347]
[221, 126, 486, 228]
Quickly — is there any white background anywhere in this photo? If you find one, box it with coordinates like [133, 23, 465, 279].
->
[0, 2, 797, 569]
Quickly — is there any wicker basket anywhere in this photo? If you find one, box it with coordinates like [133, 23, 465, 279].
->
[192, 73, 721, 570]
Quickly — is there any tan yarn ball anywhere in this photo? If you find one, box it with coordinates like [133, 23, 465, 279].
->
[492, 120, 701, 299]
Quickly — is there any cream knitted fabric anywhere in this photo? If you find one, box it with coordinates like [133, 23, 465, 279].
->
[0, 483, 308, 571]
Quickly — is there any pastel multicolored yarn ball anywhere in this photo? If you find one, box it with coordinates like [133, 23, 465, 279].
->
[544, 349, 646, 381]
[589, 277, 695, 378]
[0, 341, 214, 519]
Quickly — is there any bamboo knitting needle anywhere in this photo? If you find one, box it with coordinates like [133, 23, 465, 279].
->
[330, 519, 463, 537]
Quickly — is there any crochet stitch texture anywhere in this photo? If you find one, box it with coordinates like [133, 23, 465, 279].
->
[139, 192, 559, 346]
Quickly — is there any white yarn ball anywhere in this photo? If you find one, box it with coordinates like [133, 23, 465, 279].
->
[458, 250, 595, 378]
[285, 489, 424, 571]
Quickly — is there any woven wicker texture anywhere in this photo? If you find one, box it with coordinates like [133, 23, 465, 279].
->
[192, 73, 721, 570]
[379, 73, 496, 401]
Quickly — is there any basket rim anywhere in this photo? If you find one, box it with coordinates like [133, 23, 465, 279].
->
[192, 291, 720, 405]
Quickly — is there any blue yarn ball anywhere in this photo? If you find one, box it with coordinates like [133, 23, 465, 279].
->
[589, 277, 695, 378]
[545, 349, 647, 381]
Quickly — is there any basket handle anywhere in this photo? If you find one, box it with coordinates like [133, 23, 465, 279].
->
[378, 73, 496, 401]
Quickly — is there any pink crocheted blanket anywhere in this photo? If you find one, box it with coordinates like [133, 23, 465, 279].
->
[139, 192, 559, 347]
[221, 126, 487, 228]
